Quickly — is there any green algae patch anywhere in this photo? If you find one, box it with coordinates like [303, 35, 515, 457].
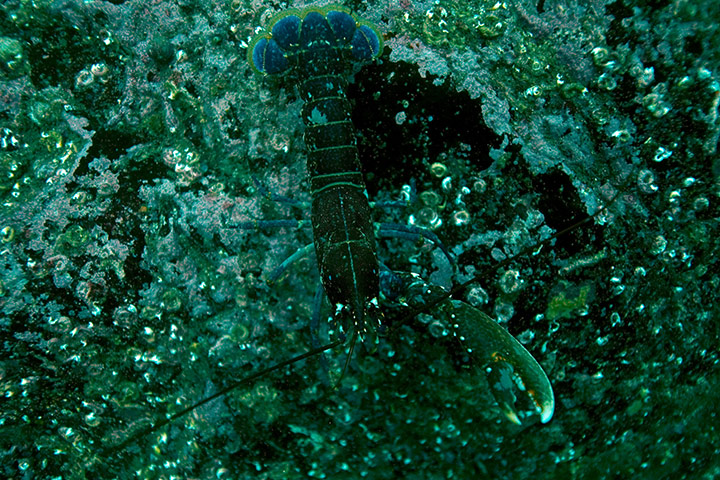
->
[545, 280, 594, 321]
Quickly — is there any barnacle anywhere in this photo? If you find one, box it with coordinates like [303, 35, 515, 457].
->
[0, 36, 28, 77]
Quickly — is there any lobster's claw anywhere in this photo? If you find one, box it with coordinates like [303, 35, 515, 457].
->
[390, 272, 554, 424]
[485, 359, 522, 425]
[444, 299, 555, 425]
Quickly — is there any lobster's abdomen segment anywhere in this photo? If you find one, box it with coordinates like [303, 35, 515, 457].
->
[299, 57, 378, 331]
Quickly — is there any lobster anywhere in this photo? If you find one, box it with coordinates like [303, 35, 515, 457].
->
[96, 5, 635, 473]
[247, 4, 554, 420]
[251, 6, 384, 374]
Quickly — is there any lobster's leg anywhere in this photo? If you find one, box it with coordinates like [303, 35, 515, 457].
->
[234, 219, 307, 231]
[264, 243, 315, 284]
[376, 222, 454, 265]
[251, 175, 310, 209]
[310, 284, 331, 386]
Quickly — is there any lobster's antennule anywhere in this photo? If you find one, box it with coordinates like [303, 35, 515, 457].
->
[334, 330, 358, 389]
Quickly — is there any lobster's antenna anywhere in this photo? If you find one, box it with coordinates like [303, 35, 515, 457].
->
[101, 338, 343, 457]
[333, 330, 358, 389]
[391, 173, 633, 331]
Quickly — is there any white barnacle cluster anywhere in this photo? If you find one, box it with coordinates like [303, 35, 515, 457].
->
[74, 62, 111, 90]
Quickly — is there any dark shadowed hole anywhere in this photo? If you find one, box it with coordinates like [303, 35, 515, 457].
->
[532, 168, 603, 256]
[348, 56, 499, 197]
